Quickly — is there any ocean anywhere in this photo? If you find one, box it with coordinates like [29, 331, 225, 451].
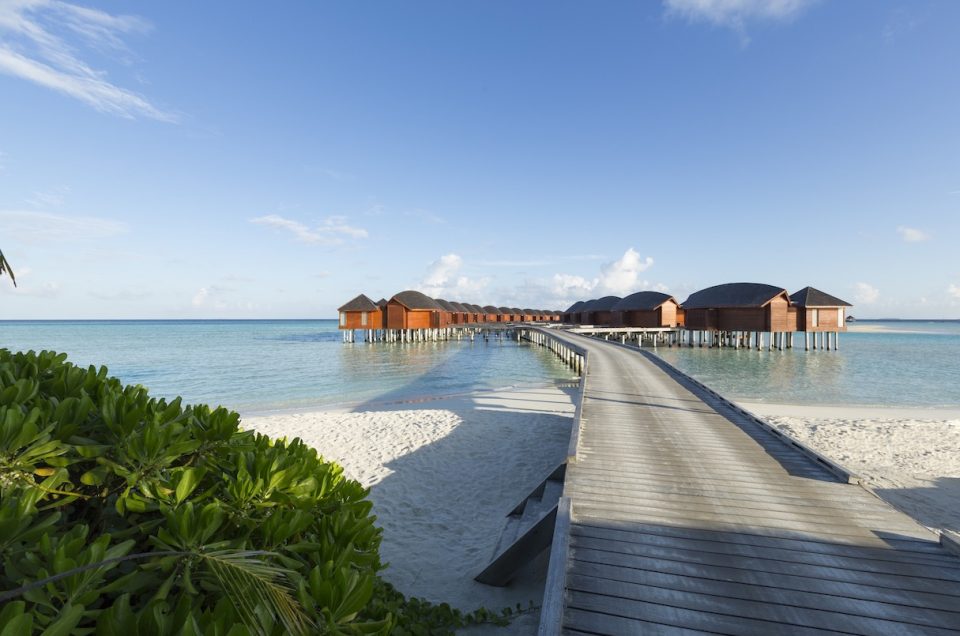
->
[0, 320, 577, 414]
[1, 319, 958, 412]
[655, 320, 960, 407]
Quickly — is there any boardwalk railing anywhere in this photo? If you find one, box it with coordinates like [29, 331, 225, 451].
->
[517, 327, 589, 634]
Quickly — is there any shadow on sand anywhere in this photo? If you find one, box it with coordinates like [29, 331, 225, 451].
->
[340, 346, 578, 632]
[873, 477, 960, 535]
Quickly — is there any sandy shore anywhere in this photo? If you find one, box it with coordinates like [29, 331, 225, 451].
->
[741, 401, 960, 533]
[244, 383, 576, 635]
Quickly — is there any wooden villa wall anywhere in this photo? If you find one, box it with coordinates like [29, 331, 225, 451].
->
[618, 310, 655, 328]
[683, 308, 716, 330]
[799, 307, 846, 332]
[385, 303, 405, 330]
[339, 309, 383, 330]
[385, 303, 437, 330]
[589, 311, 616, 326]
[767, 296, 790, 332]
[660, 303, 678, 327]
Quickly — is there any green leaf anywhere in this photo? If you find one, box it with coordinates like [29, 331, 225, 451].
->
[0, 602, 32, 636]
[40, 602, 85, 636]
[175, 467, 205, 504]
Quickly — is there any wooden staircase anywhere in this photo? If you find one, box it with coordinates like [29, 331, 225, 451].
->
[475, 464, 565, 586]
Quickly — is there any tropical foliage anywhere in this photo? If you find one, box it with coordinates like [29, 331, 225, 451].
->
[0, 249, 15, 287]
[0, 349, 513, 634]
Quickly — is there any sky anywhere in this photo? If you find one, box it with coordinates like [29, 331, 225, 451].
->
[1, 0, 958, 319]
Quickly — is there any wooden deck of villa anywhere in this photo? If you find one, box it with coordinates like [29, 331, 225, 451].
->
[534, 329, 960, 635]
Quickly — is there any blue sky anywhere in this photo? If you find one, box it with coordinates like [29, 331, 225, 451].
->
[1, 0, 958, 319]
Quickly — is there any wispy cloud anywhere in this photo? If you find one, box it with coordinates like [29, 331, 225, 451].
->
[404, 209, 446, 225]
[0, 0, 174, 120]
[0, 265, 60, 297]
[250, 214, 369, 245]
[897, 226, 930, 243]
[882, 8, 923, 43]
[947, 284, 960, 300]
[88, 288, 151, 302]
[24, 185, 70, 208]
[664, 0, 818, 44]
[0, 209, 126, 242]
[854, 282, 879, 304]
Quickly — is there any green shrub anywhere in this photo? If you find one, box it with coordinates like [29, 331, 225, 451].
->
[0, 349, 512, 635]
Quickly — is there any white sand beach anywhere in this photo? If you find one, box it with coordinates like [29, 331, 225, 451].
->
[244, 384, 577, 635]
[741, 402, 960, 533]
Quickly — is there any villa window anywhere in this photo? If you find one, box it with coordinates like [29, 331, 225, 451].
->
[361, 311, 368, 326]
[811, 309, 819, 327]
[339, 313, 346, 326]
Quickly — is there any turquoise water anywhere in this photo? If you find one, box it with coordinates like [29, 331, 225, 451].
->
[655, 320, 960, 407]
[2, 319, 958, 410]
[0, 320, 577, 414]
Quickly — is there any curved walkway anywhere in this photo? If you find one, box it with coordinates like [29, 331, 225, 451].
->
[546, 331, 960, 635]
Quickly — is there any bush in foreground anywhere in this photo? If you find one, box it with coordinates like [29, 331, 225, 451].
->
[0, 349, 511, 635]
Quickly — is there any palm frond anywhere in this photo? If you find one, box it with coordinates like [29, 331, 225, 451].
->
[0, 249, 15, 287]
[200, 549, 312, 636]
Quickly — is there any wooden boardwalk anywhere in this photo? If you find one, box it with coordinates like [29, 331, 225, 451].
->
[538, 330, 960, 635]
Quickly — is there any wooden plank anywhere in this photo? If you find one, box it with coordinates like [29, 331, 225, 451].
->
[569, 553, 960, 615]
[567, 576, 960, 635]
[567, 590, 832, 636]
[571, 522, 960, 570]
[569, 541, 960, 595]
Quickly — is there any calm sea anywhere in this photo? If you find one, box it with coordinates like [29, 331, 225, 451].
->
[1, 320, 958, 411]
[0, 320, 577, 415]
[655, 320, 960, 407]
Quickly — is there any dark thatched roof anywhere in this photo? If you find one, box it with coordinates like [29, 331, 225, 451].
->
[790, 286, 852, 307]
[482, 305, 502, 314]
[390, 290, 442, 310]
[467, 304, 483, 313]
[612, 291, 676, 312]
[376, 298, 388, 308]
[497, 306, 512, 313]
[434, 298, 456, 311]
[589, 296, 621, 311]
[682, 283, 787, 310]
[522, 308, 535, 314]
[579, 299, 598, 311]
[338, 294, 378, 312]
[449, 302, 469, 312]
[565, 301, 585, 313]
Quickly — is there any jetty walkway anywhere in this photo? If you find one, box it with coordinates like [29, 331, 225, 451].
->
[534, 329, 960, 635]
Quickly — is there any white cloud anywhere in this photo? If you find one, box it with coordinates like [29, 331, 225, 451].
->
[854, 282, 879, 304]
[597, 248, 654, 295]
[551, 273, 595, 299]
[250, 214, 368, 245]
[0, 210, 126, 242]
[897, 226, 930, 242]
[417, 253, 490, 300]
[948, 284, 960, 300]
[549, 248, 656, 301]
[0, 0, 174, 120]
[664, 0, 817, 43]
